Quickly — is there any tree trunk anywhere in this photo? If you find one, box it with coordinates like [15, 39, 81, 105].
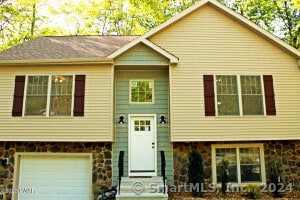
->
[31, 3, 36, 36]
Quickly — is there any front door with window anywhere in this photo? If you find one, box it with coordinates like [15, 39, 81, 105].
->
[129, 115, 156, 176]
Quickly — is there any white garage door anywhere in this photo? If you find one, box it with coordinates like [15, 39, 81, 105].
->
[17, 154, 91, 200]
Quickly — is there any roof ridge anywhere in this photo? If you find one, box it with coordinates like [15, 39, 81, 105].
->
[42, 35, 141, 38]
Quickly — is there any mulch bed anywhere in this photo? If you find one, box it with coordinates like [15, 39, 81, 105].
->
[168, 190, 300, 199]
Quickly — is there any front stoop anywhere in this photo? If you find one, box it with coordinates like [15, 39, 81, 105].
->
[116, 177, 168, 200]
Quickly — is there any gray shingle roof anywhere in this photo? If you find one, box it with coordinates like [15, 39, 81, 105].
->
[0, 35, 139, 60]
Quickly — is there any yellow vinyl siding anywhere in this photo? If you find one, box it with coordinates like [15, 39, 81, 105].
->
[0, 65, 113, 141]
[150, 5, 300, 141]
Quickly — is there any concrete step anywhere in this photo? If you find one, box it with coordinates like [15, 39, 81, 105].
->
[116, 193, 168, 200]
[116, 177, 168, 200]
[120, 177, 165, 185]
[118, 184, 166, 193]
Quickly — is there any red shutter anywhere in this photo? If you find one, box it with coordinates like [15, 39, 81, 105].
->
[12, 76, 26, 116]
[73, 75, 86, 116]
[203, 75, 215, 116]
[263, 75, 276, 115]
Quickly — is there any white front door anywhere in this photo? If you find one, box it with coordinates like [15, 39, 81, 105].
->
[129, 115, 156, 176]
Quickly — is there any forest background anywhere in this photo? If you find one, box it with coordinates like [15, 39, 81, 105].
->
[0, 0, 299, 52]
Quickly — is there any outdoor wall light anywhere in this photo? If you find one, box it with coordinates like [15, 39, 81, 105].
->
[160, 115, 167, 124]
[0, 158, 7, 166]
[118, 116, 125, 124]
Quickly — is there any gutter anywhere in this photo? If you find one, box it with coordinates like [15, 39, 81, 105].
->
[0, 58, 114, 66]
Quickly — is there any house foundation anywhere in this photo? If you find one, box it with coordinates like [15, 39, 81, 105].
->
[173, 141, 300, 190]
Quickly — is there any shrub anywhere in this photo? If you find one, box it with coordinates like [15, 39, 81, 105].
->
[188, 149, 204, 197]
[244, 184, 261, 199]
[220, 160, 229, 196]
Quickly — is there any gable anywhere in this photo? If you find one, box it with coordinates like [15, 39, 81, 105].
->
[149, 4, 297, 63]
[114, 43, 169, 66]
[110, 0, 299, 63]
[151, 3, 300, 142]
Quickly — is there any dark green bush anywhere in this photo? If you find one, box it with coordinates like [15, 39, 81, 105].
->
[188, 149, 204, 197]
[221, 160, 229, 196]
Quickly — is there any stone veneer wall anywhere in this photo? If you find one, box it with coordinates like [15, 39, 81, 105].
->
[264, 141, 300, 189]
[173, 141, 300, 189]
[0, 142, 113, 200]
[173, 142, 213, 186]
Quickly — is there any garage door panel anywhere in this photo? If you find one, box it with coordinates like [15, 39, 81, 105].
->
[17, 155, 91, 200]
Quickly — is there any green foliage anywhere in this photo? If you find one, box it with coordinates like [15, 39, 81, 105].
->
[0, 0, 299, 52]
[219, 0, 300, 49]
[93, 0, 201, 35]
[220, 160, 229, 196]
[244, 184, 261, 199]
[0, 0, 48, 51]
[188, 149, 204, 197]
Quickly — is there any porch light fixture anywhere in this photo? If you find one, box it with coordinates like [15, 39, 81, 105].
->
[118, 116, 125, 124]
[0, 158, 7, 166]
[160, 115, 166, 124]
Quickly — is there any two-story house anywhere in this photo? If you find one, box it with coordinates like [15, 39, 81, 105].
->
[0, 0, 300, 199]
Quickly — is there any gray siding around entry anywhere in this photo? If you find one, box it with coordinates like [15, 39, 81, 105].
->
[113, 70, 173, 185]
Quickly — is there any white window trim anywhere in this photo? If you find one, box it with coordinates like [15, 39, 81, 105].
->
[23, 74, 75, 117]
[211, 143, 266, 186]
[129, 79, 155, 104]
[214, 75, 266, 117]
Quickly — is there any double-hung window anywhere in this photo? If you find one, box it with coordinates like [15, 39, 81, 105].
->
[12, 75, 85, 117]
[203, 74, 276, 116]
[216, 75, 264, 116]
[50, 75, 73, 116]
[240, 76, 264, 115]
[25, 75, 73, 116]
[216, 75, 239, 115]
[25, 76, 49, 116]
[212, 144, 265, 185]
